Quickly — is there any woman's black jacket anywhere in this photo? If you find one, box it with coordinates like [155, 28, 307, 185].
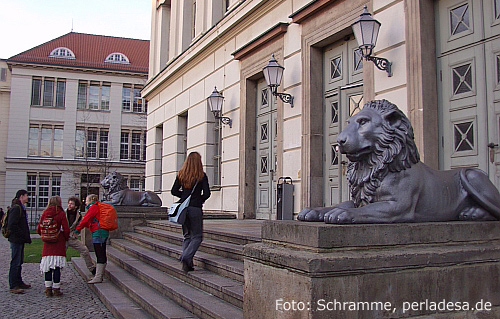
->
[171, 173, 211, 208]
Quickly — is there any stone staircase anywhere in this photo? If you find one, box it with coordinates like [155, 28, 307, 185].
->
[73, 219, 261, 319]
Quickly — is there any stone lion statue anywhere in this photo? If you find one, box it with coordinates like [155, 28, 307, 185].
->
[298, 99, 500, 223]
[101, 172, 162, 206]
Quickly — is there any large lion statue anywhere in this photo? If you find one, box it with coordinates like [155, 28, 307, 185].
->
[101, 172, 162, 206]
[298, 99, 500, 223]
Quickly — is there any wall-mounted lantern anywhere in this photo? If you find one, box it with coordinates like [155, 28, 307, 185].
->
[207, 87, 232, 128]
[351, 5, 392, 77]
[262, 54, 294, 107]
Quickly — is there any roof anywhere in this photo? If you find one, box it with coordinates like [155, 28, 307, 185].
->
[8, 32, 149, 73]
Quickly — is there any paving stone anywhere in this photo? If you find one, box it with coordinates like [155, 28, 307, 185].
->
[0, 235, 114, 318]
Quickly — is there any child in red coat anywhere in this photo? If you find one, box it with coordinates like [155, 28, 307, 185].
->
[37, 196, 70, 296]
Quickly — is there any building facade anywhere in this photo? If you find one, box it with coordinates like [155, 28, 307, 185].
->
[5, 32, 149, 223]
[0, 60, 12, 209]
[144, 0, 500, 219]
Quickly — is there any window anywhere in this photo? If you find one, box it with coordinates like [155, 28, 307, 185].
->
[105, 52, 130, 64]
[28, 124, 63, 157]
[75, 128, 108, 159]
[89, 83, 100, 110]
[31, 77, 65, 107]
[78, 81, 111, 110]
[87, 130, 97, 158]
[0, 68, 7, 81]
[27, 175, 37, 208]
[131, 132, 142, 160]
[130, 178, 141, 191]
[122, 86, 131, 111]
[120, 132, 129, 160]
[143, 133, 147, 161]
[75, 129, 85, 157]
[99, 129, 108, 159]
[120, 130, 146, 161]
[122, 85, 146, 112]
[101, 84, 110, 110]
[26, 173, 61, 208]
[133, 87, 144, 112]
[192, 0, 197, 39]
[49, 47, 75, 59]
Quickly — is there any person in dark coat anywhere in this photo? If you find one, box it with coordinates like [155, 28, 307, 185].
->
[171, 151, 211, 272]
[0, 208, 4, 227]
[7, 189, 32, 294]
[37, 196, 70, 297]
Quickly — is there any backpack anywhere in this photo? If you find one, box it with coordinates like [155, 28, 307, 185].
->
[39, 215, 60, 243]
[98, 202, 118, 231]
[1, 208, 10, 238]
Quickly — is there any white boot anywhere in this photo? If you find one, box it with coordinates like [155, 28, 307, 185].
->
[88, 263, 106, 284]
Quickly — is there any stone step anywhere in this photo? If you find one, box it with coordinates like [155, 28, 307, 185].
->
[107, 245, 244, 319]
[146, 220, 260, 245]
[110, 239, 243, 307]
[72, 257, 154, 319]
[134, 226, 245, 261]
[115, 234, 244, 283]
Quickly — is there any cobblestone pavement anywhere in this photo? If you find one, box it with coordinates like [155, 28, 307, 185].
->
[0, 235, 114, 318]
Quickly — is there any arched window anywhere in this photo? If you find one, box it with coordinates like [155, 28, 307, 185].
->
[105, 52, 130, 64]
[49, 47, 76, 59]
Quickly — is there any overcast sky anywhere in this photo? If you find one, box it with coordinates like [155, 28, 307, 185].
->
[0, 0, 152, 59]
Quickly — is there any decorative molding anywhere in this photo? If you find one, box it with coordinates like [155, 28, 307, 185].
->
[232, 23, 289, 60]
[290, 0, 338, 24]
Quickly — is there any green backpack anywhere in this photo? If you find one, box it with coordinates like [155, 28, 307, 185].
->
[1, 208, 11, 238]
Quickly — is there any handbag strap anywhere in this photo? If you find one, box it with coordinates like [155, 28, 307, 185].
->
[189, 180, 200, 196]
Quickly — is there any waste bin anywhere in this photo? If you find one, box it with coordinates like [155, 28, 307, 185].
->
[277, 177, 293, 220]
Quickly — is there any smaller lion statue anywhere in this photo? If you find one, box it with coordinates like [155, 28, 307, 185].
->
[101, 172, 162, 207]
[298, 99, 500, 223]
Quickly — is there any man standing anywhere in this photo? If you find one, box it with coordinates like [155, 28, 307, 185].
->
[66, 196, 96, 275]
[7, 190, 32, 294]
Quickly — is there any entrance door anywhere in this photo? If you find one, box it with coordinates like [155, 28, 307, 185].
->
[437, 0, 500, 189]
[256, 79, 277, 219]
[323, 37, 364, 206]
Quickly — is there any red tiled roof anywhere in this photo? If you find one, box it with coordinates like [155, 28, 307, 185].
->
[8, 32, 149, 73]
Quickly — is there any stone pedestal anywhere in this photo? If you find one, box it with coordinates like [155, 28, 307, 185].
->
[82, 206, 168, 251]
[244, 221, 500, 319]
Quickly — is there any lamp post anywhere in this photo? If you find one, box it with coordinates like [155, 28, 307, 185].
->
[262, 54, 294, 107]
[207, 87, 232, 128]
[351, 5, 392, 77]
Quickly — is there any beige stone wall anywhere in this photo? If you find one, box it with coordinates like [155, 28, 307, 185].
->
[0, 60, 11, 208]
[144, 0, 436, 217]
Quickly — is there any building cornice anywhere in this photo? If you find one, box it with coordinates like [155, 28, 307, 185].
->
[232, 22, 289, 60]
[142, 0, 286, 99]
[7, 60, 148, 78]
[5, 157, 145, 170]
[289, 0, 339, 24]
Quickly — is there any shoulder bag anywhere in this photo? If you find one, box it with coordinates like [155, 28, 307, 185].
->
[169, 180, 199, 224]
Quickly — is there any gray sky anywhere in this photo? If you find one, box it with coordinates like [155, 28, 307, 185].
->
[0, 0, 151, 59]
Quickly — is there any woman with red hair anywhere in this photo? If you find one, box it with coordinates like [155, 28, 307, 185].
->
[171, 151, 211, 272]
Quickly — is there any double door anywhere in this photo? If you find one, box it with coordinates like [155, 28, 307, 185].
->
[255, 79, 277, 219]
[323, 38, 364, 206]
[437, 0, 500, 189]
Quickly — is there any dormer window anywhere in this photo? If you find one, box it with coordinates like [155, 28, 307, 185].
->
[49, 47, 75, 59]
[105, 52, 130, 64]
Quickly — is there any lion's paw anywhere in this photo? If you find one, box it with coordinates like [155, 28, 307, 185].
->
[297, 207, 325, 222]
[324, 208, 355, 224]
[459, 206, 496, 221]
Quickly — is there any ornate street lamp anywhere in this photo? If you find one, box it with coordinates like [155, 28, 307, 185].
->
[207, 87, 232, 128]
[262, 54, 294, 107]
[351, 5, 392, 77]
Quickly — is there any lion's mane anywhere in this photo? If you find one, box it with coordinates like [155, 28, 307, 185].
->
[102, 172, 129, 194]
[348, 100, 420, 207]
